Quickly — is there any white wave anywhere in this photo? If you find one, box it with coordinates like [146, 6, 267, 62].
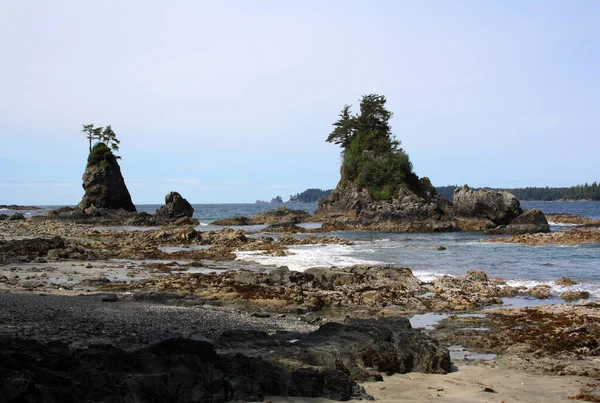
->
[412, 270, 446, 283]
[548, 222, 579, 227]
[236, 244, 384, 272]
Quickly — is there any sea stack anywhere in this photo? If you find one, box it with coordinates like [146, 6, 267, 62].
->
[313, 94, 455, 232]
[78, 143, 136, 212]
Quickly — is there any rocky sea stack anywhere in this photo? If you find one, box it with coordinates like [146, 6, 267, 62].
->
[314, 94, 455, 231]
[78, 143, 136, 212]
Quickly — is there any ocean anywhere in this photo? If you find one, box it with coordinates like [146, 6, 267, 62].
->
[3, 201, 599, 299]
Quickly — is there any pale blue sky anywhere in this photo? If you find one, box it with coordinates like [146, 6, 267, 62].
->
[1, 1, 598, 204]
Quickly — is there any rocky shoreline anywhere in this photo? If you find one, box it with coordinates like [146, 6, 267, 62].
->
[1, 214, 599, 401]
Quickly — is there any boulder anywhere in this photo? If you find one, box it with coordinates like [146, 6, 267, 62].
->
[0, 214, 8, 221]
[78, 143, 136, 212]
[155, 192, 194, 223]
[452, 185, 522, 226]
[8, 212, 25, 221]
[506, 208, 550, 235]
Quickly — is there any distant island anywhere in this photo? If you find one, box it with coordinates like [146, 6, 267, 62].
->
[436, 183, 600, 201]
[255, 196, 284, 204]
[288, 188, 333, 203]
[0, 204, 41, 210]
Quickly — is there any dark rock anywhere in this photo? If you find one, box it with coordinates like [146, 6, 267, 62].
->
[155, 191, 194, 223]
[211, 216, 252, 226]
[453, 185, 523, 226]
[263, 222, 306, 233]
[101, 294, 118, 302]
[78, 143, 136, 212]
[124, 212, 157, 226]
[0, 316, 450, 402]
[0, 214, 8, 221]
[506, 208, 550, 234]
[8, 212, 25, 221]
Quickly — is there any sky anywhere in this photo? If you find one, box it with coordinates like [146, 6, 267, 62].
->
[0, 0, 598, 204]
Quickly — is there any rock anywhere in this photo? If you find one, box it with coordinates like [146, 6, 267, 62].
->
[263, 222, 306, 233]
[0, 316, 450, 402]
[0, 214, 8, 221]
[434, 245, 446, 251]
[0, 237, 66, 264]
[560, 290, 590, 302]
[124, 212, 157, 226]
[251, 206, 311, 225]
[155, 191, 194, 223]
[315, 179, 456, 232]
[527, 284, 551, 299]
[506, 208, 550, 235]
[556, 277, 578, 286]
[453, 185, 523, 226]
[78, 143, 136, 212]
[8, 212, 26, 221]
[101, 293, 119, 302]
[211, 216, 252, 226]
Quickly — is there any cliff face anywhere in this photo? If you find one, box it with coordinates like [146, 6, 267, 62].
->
[78, 143, 136, 212]
[315, 179, 456, 232]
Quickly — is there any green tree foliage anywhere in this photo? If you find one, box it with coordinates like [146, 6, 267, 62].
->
[326, 94, 418, 201]
[81, 124, 121, 156]
[288, 188, 333, 203]
[436, 183, 600, 201]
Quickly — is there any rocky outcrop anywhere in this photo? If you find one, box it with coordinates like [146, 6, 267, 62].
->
[155, 191, 195, 223]
[315, 180, 456, 232]
[251, 205, 310, 224]
[78, 143, 136, 212]
[453, 185, 522, 228]
[211, 216, 252, 226]
[506, 208, 550, 234]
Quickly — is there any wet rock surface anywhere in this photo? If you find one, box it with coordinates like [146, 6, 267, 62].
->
[434, 301, 600, 377]
[0, 292, 449, 402]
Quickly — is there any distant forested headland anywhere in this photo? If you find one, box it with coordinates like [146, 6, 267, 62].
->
[436, 183, 600, 201]
[288, 188, 333, 203]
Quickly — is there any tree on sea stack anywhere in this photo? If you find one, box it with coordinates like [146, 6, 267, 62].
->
[326, 94, 419, 201]
[81, 124, 121, 155]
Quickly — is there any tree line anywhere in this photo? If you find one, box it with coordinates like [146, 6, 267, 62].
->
[288, 188, 333, 203]
[436, 183, 600, 201]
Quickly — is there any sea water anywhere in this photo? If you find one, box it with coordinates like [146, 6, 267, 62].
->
[6, 201, 600, 298]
